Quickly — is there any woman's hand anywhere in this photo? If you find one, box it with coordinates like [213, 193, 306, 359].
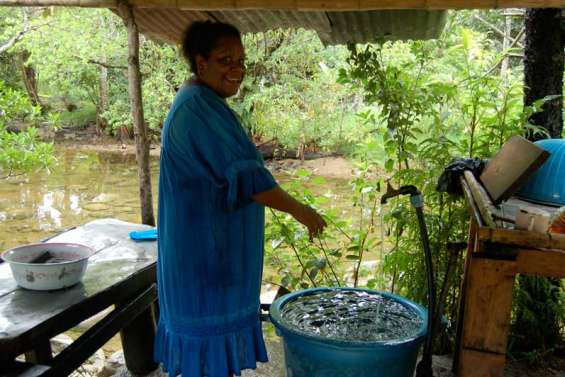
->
[292, 204, 327, 241]
[252, 185, 327, 241]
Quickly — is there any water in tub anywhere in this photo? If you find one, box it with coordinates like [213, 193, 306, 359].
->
[281, 290, 423, 342]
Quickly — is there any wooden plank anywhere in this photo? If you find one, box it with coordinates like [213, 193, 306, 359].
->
[515, 248, 565, 278]
[460, 257, 515, 354]
[0, 0, 117, 6]
[479, 135, 549, 204]
[461, 177, 486, 228]
[477, 226, 565, 251]
[44, 284, 157, 377]
[463, 171, 496, 228]
[458, 349, 506, 377]
[2, 0, 565, 10]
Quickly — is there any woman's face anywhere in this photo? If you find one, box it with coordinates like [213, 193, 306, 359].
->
[196, 36, 245, 98]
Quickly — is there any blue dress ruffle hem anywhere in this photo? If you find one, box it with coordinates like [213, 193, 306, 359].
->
[154, 314, 268, 377]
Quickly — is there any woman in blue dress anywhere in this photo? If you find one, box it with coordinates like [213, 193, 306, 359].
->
[154, 21, 327, 377]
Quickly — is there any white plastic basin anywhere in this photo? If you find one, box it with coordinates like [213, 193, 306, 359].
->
[1, 243, 95, 291]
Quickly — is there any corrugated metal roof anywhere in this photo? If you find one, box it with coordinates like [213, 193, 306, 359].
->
[128, 9, 447, 45]
[325, 10, 447, 44]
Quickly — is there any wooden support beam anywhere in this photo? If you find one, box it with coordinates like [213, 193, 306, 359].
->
[24, 341, 52, 365]
[515, 248, 565, 278]
[45, 284, 158, 377]
[458, 349, 506, 377]
[119, 301, 158, 374]
[1, 0, 565, 10]
[460, 257, 515, 354]
[118, 0, 155, 227]
[477, 226, 565, 251]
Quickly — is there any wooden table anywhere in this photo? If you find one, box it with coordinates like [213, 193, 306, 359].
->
[0, 219, 159, 377]
[454, 172, 565, 377]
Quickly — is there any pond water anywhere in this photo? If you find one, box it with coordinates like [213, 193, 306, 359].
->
[0, 147, 352, 252]
[0, 149, 154, 251]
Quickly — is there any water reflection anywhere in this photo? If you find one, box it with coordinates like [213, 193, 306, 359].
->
[0, 148, 160, 250]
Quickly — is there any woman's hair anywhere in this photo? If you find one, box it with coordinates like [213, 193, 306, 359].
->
[181, 21, 241, 74]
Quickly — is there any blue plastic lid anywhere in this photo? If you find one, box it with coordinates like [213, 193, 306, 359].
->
[517, 139, 565, 206]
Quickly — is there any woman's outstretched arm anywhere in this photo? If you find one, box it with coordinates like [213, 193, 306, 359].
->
[253, 185, 327, 240]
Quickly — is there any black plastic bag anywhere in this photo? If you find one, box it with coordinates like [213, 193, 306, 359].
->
[436, 158, 487, 196]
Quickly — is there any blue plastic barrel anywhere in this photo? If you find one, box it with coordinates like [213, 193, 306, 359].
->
[517, 139, 565, 206]
[269, 288, 428, 377]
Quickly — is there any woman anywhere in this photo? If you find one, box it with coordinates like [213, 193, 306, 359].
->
[154, 21, 326, 377]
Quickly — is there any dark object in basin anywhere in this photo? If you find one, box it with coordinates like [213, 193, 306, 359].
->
[29, 251, 52, 264]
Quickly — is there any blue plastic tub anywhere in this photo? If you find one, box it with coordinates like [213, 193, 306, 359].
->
[269, 288, 428, 377]
[517, 139, 565, 206]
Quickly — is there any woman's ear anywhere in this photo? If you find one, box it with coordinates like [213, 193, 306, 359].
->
[195, 55, 207, 75]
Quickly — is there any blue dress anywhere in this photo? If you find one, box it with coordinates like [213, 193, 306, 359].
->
[154, 83, 277, 377]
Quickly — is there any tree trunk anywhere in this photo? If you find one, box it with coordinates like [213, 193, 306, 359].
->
[500, 15, 512, 80]
[17, 50, 43, 110]
[523, 8, 564, 139]
[119, 2, 155, 227]
[96, 64, 109, 134]
[96, 15, 109, 134]
[516, 8, 564, 354]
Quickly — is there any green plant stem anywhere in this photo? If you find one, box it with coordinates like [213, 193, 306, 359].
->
[316, 237, 342, 287]
[353, 192, 379, 287]
[270, 209, 317, 287]
[323, 215, 353, 242]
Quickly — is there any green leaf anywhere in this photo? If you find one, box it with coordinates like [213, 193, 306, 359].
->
[311, 176, 326, 185]
[271, 239, 283, 249]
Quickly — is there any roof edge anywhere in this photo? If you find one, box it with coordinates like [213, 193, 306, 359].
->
[1, 0, 565, 10]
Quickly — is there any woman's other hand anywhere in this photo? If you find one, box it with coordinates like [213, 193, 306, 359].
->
[292, 204, 327, 241]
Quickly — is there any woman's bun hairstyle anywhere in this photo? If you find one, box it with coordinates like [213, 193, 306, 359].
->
[181, 21, 241, 74]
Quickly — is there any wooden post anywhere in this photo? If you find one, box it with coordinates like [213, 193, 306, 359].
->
[457, 256, 516, 377]
[118, 292, 158, 375]
[118, 0, 155, 226]
[24, 340, 52, 365]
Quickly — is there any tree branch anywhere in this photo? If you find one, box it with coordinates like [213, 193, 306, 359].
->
[0, 11, 49, 55]
[473, 14, 505, 39]
[482, 27, 526, 78]
[473, 13, 524, 49]
[86, 58, 127, 70]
